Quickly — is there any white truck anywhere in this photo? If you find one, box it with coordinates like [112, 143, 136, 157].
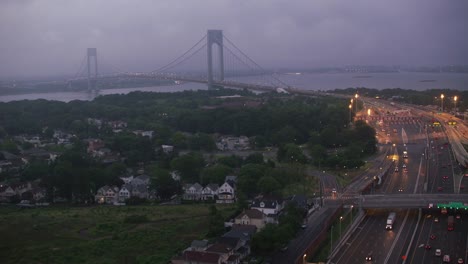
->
[386, 212, 396, 230]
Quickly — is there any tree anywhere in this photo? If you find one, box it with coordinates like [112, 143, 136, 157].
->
[21, 161, 49, 181]
[237, 164, 267, 196]
[257, 176, 281, 194]
[309, 144, 327, 166]
[200, 164, 232, 185]
[149, 168, 180, 200]
[207, 205, 225, 237]
[244, 153, 264, 164]
[217, 155, 243, 168]
[170, 152, 205, 182]
[277, 143, 307, 163]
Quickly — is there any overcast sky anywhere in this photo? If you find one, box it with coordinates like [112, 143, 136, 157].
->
[1, 0, 467, 78]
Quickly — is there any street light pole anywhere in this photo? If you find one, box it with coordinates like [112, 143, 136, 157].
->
[441, 94, 444, 112]
[339, 216, 343, 238]
[454, 96, 458, 112]
[350, 205, 354, 220]
[303, 254, 307, 264]
[349, 103, 352, 123]
[355, 93, 359, 113]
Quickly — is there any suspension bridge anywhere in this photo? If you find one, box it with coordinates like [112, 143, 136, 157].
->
[68, 30, 296, 94]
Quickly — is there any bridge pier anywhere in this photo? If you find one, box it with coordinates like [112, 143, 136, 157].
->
[207, 30, 224, 90]
[87, 48, 98, 92]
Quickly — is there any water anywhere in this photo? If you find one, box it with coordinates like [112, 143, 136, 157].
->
[1, 72, 467, 102]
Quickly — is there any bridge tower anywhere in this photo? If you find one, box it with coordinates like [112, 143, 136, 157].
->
[87, 48, 98, 92]
[207, 30, 224, 89]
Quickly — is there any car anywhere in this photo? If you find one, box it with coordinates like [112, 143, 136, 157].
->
[441, 208, 448, 214]
[443, 255, 451, 263]
[402, 164, 407, 168]
[301, 224, 307, 229]
[365, 253, 373, 261]
[394, 167, 399, 172]
[424, 244, 431, 250]
[434, 217, 439, 223]
[332, 188, 337, 194]
[280, 245, 288, 252]
[437, 186, 443, 192]
[398, 187, 403, 192]
[458, 258, 464, 264]
[430, 234, 436, 240]
[443, 175, 449, 180]
[435, 249, 442, 256]
[456, 214, 461, 219]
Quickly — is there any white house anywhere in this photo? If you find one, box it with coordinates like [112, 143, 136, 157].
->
[183, 183, 203, 200]
[118, 185, 132, 202]
[216, 182, 235, 204]
[250, 196, 283, 222]
[202, 184, 219, 200]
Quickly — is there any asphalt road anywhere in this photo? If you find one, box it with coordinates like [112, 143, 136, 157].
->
[331, 107, 468, 264]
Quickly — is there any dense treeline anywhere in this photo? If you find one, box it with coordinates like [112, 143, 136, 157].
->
[0, 88, 377, 202]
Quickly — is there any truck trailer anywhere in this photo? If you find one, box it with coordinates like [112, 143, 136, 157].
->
[386, 212, 396, 230]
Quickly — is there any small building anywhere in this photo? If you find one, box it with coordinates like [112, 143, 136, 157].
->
[234, 209, 266, 230]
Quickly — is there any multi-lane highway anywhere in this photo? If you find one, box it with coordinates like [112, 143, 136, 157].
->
[329, 99, 467, 264]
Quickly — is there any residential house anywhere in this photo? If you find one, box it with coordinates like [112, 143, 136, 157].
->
[216, 136, 250, 151]
[183, 183, 203, 200]
[131, 185, 149, 199]
[132, 174, 150, 186]
[11, 182, 33, 196]
[95, 185, 119, 204]
[171, 171, 181, 181]
[234, 209, 266, 230]
[87, 139, 105, 154]
[118, 184, 132, 202]
[120, 176, 134, 184]
[108, 120, 127, 129]
[87, 118, 103, 129]
[0, 185, 16, 201]
[205, 243, 236, 263]
[202, 184, 219, 200]
[216, 182, 235, 204]
[250, 196, 283, 224]
[133, 130, 154, 139]
[286, 194, 309, 211]
[162, 145, 174, 154]
[189, 240, 209, 252]
[53, 130, 74, 145]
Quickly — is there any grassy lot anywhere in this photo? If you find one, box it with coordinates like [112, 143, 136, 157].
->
[0, 204, 235, 264]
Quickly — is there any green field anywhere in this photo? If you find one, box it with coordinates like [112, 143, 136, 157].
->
[0, 204, 235, 264]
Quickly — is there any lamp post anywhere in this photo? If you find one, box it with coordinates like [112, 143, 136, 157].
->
[349, 103, 352, 123]
[303, 254, 307, 264]
[454, 96, 458, 111]
[350, 205, 354, 220]
[441, 94, 444, 112]
[339, 216, 343, 238]
[355, 93, 359, 113]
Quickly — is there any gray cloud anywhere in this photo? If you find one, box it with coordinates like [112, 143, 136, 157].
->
[0, 0, 467, 78]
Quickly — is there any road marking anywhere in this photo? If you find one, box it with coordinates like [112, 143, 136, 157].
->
[384, 210, 410, 264]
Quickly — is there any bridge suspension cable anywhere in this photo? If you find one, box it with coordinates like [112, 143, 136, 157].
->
[223, 35, 289, 88]
[151, 34, 207, 74]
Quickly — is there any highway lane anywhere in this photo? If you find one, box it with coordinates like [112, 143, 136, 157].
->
[409, 211, 468, 263]
[331, 116, 427, 264]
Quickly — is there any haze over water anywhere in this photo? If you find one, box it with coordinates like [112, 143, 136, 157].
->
[1, 72, 467, 103]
